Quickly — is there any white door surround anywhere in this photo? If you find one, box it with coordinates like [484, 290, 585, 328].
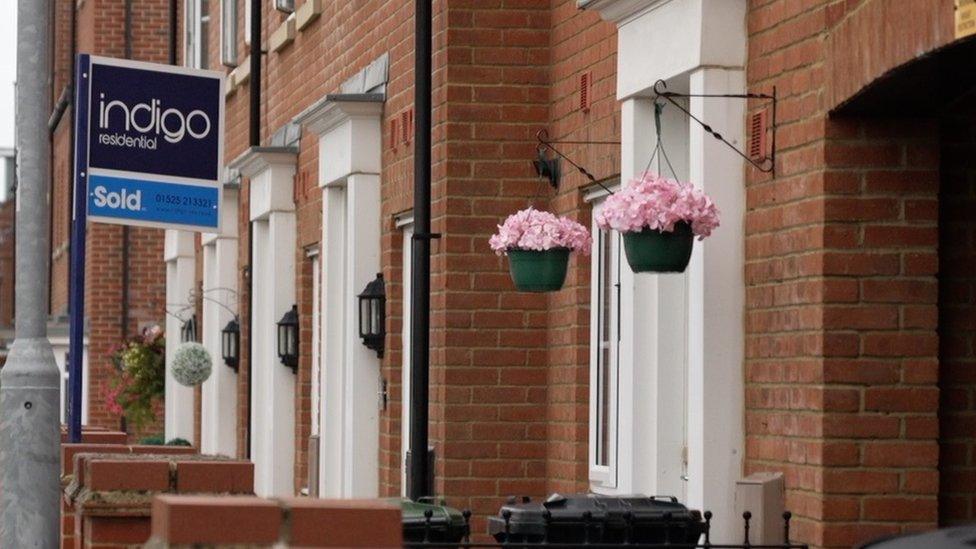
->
[200, 184, 240, 457]
[229, 146, 299, 497]
[582, 0, 747, 541]
[164, 229, 196, 442]
[298, 94, 384, 498]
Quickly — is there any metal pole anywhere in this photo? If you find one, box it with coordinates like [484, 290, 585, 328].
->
[249, 0, 261, 146]
[0, 0, 61, 545]
[408, 0, 433, 501]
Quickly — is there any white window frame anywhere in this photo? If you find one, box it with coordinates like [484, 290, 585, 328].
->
[185, 0, 211, 69]
[220, 0, 238, 67]
[310, 251, 321, 439]
[397, 213, 414, 496]
[588, 195, 621, 490]
[244, 0, 251, 45]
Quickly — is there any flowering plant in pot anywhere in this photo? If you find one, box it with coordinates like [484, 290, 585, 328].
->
[490, 207, 591, 292]
[596, 172, 720, 273]
[104, 325, 166, 431]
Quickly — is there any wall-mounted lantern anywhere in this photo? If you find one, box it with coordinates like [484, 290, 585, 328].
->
[221, 319, 240, 371]
[357, 273, 386, 358]
[276, 305, 299, 372]
[180, 315, 198, 343]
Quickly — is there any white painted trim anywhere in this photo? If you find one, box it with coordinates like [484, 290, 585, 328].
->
[400, 221, 414, 496]
[394, 210, 415, 229]
[49, 336, 89, 425]
[588, 208, 620, 490]
[578, 0, 671, 25]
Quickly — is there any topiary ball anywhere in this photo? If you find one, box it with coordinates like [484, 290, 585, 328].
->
[171, 342, 213, 387]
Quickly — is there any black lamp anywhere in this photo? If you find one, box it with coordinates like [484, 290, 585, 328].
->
[357, 273, 386, 358]
[276, 305, 299, 372]
[221, 319, 240, 371]
[180, 315, 198, 343]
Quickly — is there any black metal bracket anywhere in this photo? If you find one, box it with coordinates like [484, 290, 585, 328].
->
[653, 79, 777, 175]
[535, 129, 619, 195]
[413, 233, 442, 240]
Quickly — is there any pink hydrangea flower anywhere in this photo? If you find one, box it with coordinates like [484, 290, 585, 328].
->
[595, 172, 720, 240]
[490, 207, 592, 255]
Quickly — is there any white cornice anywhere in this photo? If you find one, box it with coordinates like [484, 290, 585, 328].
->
[228, 146, 298, 179]
[295, 95, 384, 137]
[577, 0, 672, 25]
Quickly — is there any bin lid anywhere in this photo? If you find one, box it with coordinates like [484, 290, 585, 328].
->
[494, 493, 700, 528]
[396, 498, 466, 528]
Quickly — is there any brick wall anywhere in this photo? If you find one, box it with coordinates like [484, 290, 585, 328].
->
[543, 0, 618, 496]
[211, 0, 619, 510]
[937, 112, 976, 526]
[745, 1, 956, 547]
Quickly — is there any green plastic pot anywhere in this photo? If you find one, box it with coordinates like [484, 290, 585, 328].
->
[622, 222, 694, 273]
[507, 248, 571, 292]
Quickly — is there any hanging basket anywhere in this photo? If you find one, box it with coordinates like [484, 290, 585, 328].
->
[622, 222, 694, 273]
[506, 248, 571, 292]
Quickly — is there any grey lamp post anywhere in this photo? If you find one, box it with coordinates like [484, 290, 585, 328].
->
[0, 0, 62, 545]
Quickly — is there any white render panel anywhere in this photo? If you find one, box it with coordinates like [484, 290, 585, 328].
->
[165, 230, 196, 442]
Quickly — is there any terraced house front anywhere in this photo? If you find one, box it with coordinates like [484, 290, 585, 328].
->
[31, 1, 976, 548]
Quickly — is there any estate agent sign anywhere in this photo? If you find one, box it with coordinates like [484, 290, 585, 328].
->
[75, 55, 226, 231]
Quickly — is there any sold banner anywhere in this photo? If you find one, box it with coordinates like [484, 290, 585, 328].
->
[75, 55, 226, 231]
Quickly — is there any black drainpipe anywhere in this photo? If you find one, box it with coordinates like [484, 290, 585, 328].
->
[408, 0, 434, 501]
[169, 0, 178, 66]
[245, 0, 262, 459]
[249, 0, 261, 147]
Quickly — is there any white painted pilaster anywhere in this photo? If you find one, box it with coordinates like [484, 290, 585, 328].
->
[164, 229, 196, 442]
[587, 0, 747, 540]
[686, 67, 746, 541]
[229, 147, 298, 497]
[200, 186, 239, 457]
[298, 95, 383, 498]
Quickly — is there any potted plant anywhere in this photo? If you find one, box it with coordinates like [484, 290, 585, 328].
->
[596, 172, 720, 273]
[490, 207, 591, 292]
[104, 325, 166, 431]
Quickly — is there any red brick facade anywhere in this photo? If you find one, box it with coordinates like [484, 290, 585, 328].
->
[745, 0, 971, 546]
[28, 0, 976, 547]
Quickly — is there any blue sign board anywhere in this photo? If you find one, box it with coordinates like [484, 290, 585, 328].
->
[76, 55, 225, 231]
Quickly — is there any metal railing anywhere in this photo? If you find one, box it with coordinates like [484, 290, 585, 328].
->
[404, 509, 809, 549]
